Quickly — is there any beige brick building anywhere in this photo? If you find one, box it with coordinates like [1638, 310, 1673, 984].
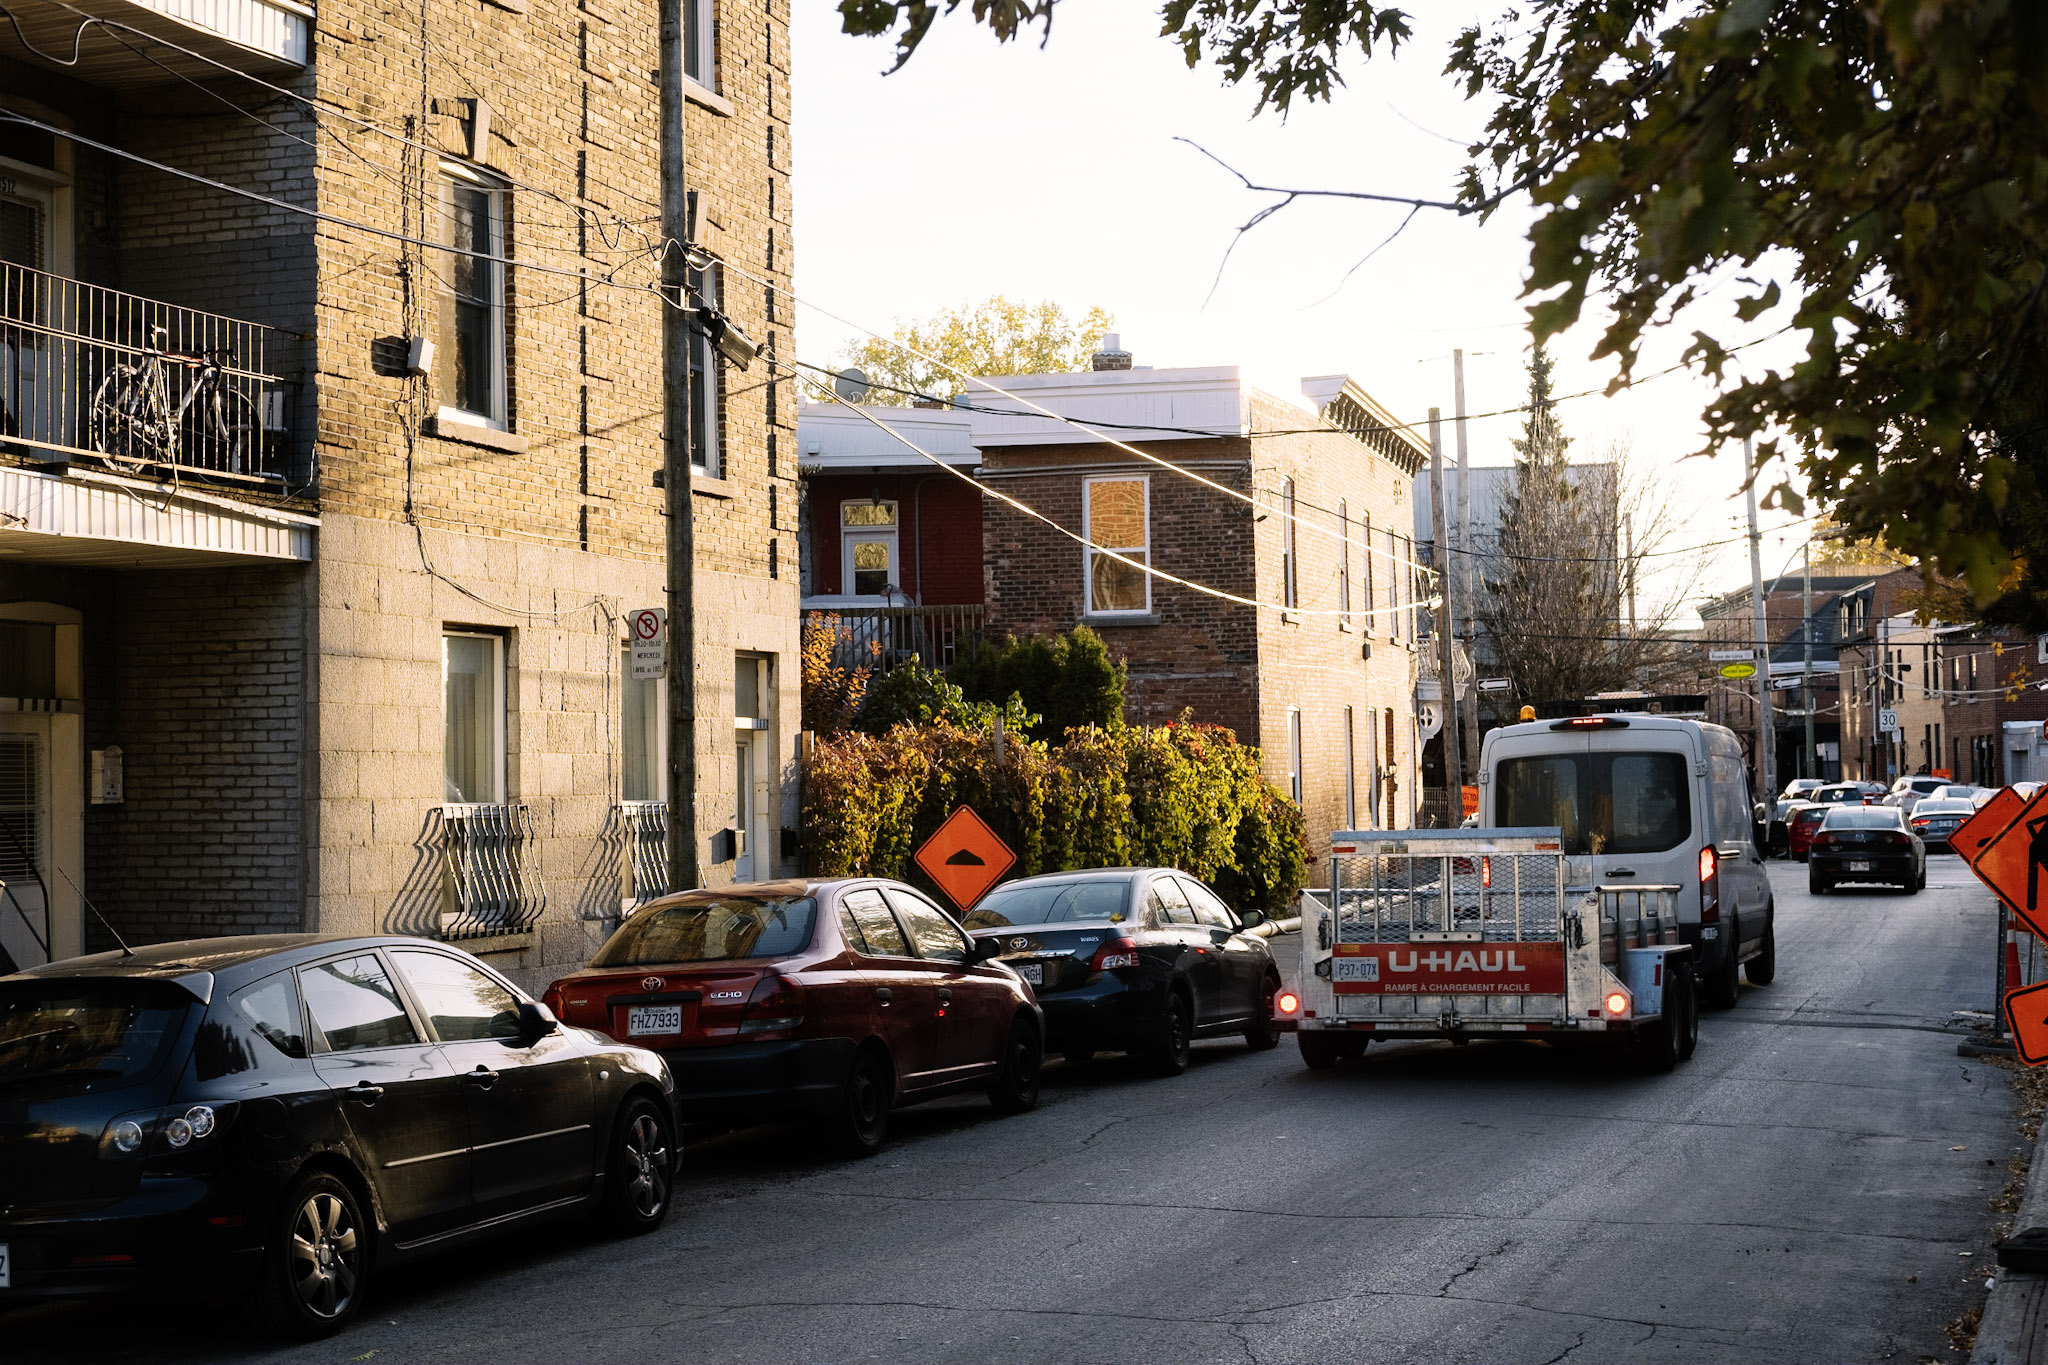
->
[0, 0, 796, 985]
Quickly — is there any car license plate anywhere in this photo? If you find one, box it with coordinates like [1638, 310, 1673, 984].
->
[0, 1241, 10, 1289]
[627, 1004, 682, 1037]
[1848, 860, 1871, 872]
[1017, 962, 1044, 985]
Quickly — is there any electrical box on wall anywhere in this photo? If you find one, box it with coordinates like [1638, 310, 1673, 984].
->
[89, 746, 123, 805]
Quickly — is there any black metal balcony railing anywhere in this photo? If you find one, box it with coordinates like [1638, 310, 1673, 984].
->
[806, 603, 987, 672]
[438, 803, 544, 940]
[1, 259, 292, 482]
[620, 800, 668, 909]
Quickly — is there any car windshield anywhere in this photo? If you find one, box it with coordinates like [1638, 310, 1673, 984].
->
[592, 895, 817, 966]
[964, 879, 1131, 929]
[1815, 787, 1863, 803]
[0, 982, 192, 1092]
[1793, 806, 1828, 823]
[1823, 809, 1902, 829]
[1495, 750, 1692, 856]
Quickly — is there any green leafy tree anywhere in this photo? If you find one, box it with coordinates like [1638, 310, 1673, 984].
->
[837, 295, 1114, 405]
[835, 1, 2048, 628]
[950, 625, 1127, 740]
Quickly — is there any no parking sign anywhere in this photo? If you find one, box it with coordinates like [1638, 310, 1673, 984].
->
[628, 607, 666, 680]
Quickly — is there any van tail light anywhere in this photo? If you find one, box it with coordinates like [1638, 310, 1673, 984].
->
[1699, 845, 1719, 923]
[737, 973, 805, 1036]
[1090, 937, 1141, 972]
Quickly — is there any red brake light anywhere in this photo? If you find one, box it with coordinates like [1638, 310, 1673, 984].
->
[737, 973, 805, 1036]
[1276, 991, 1300, 1015]
[1699, 846, 1719, 922]
[1604, 991, 1630, 1016]
[1090, 937, 1141, 972]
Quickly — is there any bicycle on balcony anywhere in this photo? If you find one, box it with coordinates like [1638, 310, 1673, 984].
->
[88, 325, 262, 474]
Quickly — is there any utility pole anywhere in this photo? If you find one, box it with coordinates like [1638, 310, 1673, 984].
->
[1744, 436, 1776, 801]
[1429, 407, 1463, 819]
[660, 0, 699, 894]
[1802, 539, 1815, 779]
[1453, 350, 1479, 772]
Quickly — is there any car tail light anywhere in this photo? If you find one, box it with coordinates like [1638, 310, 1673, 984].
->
[1090, 937, 1141, 972]
[737, 973, 805, 1036]
[1698, 846, 1719, 923]
[1884, 832, 1911, 848]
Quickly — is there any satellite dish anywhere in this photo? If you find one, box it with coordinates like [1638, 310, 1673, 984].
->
[833, 367, 871, 403]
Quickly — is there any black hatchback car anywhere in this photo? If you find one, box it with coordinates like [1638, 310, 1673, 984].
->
[960, 868, 1281, 1075]
[1809, 807, 1926, 893]
[0, 935, 680, 1338]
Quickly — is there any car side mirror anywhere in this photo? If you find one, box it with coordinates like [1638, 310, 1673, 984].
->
[1238, 908, 1266, 931]
[518, 999, 559, 1040]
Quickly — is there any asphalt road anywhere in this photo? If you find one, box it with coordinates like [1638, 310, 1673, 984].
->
[6, 858, 2021, 1364]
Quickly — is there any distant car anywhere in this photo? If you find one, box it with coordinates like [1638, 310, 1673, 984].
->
[545, 880, 1043, 1156]
[1809, 806, 1926, 894]
[1889, 775, 1950, 817]
[959, 868, 1282, 1074]
[1788, 804, 1830, 861]
[1767, 799, 1802, 857]
[0, 935, 680, 1338]
[1930, 785, 1982, 803]
[1810, 782, 1881, 807]
[1909, 797, 1977, 851]
[1781, 778, 1826, 802]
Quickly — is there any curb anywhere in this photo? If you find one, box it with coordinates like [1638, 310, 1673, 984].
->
[1976, 1128, 2048, 1363]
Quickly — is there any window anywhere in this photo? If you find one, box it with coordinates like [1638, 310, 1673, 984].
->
[841, 501, 899, 597]
[683, 0, 716, 88]
[689, 259, 723, 475]
[1281, 479, 1298, 610]
[1288, 708, 1304, 805]
[440, 162, 508, 429]
[231, 973, 306, 1061]
[1083, 476, 1149, 615]
[963, 877, 1131, 930]
[884, 889, 970, 963]
[1146, 876, 1195, 925]
[592, 893, 816, 964]
[391, 949, 522, 1041]
[622, 648, 664, 803]
[1337, 500, 1351, 624]
[1344, 706, 1357, 829]
[444, 631, 505, 804]
[1178, 878, 1234, 930]
[841, 888, 910, 958]
[1496, 751, 1692, 857]
[301, 954, 420, 1053]
[1360, 513, 1374, 629]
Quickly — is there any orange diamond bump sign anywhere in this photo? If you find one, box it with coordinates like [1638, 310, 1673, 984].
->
[914, 806, 1017, 910]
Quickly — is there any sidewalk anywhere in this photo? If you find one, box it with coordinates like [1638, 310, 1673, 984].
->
[1975, 1060, 2048, 1363]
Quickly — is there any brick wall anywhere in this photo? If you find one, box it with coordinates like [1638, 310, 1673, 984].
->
[809, 471, 983, 603]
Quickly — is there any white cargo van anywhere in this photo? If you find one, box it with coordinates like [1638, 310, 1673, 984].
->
[1476, 714, 1775, 1007]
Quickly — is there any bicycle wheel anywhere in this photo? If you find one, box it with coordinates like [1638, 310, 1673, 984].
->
[184, 386, 263, 475]
[90, 366, 172, 466]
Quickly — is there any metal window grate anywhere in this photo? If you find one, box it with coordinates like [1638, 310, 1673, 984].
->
[620, 800, 668, 908]
[437, 803, 543, 939]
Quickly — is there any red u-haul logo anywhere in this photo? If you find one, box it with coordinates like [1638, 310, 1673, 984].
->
[1330, 942, 1566, 995]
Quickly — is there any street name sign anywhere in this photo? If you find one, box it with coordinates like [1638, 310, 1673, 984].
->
[913, 806, 1016, 909]
[1966, 787, 2048, 942]
[1708, 649, 1754, 662]
[1719, 662, 1757, 679]
[1478, 678, 1511, 692]
[628, 607, 666, 680]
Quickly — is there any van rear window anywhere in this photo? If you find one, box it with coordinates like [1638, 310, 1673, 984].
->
[1497, 751, 1692, 856]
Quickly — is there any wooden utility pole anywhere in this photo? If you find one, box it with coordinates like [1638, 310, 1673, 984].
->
[1744, 435, 1776, 801]
[1429, 407, 1462, 816]
[660, 0, 699, 893]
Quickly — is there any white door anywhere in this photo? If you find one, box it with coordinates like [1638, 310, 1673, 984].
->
[0, 728, 51, 970]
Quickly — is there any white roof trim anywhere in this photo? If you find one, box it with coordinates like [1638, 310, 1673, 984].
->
[0, 465, 316, 566]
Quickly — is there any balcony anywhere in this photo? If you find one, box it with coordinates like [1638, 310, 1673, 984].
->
[802, 602, 987, 672]
[0, 0, 308, 87]
[437, 804, 544, 942]
[2, 259, 297, 485]
[620, 800, 668, 910]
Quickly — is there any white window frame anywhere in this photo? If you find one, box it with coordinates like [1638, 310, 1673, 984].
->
[1082, 475, 1152, 617]
[1343, 705, 1356, 829]
[1281, 479, 1298, 610]
[442, 630, 506, 806]
[840, 500, 901, 600]
[1336, 499, 1350, 625]
[1287, 708, 1304, 806]
[620, 646, 667, 804]
[437, 160, 509, 432]
[683, 0, 716, 90]
[689, 258, 723, 476]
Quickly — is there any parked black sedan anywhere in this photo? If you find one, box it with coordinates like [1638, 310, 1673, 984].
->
[959, 869, 1281, 1075]
[0, 935, 679, 1338]
[1809, 807, 1926, 894]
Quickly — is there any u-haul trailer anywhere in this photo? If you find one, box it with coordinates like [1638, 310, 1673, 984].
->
[1277, 828, 1699, 1070]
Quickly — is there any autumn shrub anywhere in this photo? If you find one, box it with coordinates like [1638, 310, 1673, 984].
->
[951, 625, 1127, 741]
[800, 712, 1305, 911]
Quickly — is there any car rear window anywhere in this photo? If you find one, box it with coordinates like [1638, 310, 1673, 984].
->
[1823, 809, 1901, 829]
[0, 982, 192, 1092]
[593, 895, 817, 966]
[963, 878, 1131, 929]
[1496, 750, 1692, 856]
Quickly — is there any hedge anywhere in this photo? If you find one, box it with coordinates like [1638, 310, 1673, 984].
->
[801, 715, 1307, 912]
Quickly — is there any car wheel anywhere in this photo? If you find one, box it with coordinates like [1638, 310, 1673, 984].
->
[832, 1047, 892, 1156]
[600, 1096, 674, 1235]
[1917, 866, 1928, 891]
[1298, 1031, 1343, 1070]
[1704, 933, 1741, 1010]
[1245, 973, 1283, 1051]
[988, 1014, 1043, 1114]
[1636, 968, 1687, 1072]
[1745, 920, 1777, 986]
[1809, 871, 1828, 895]
[259, 1170, 369, 1340]
[1146, 987, 1194, 1077]
[1675, 964, 1700, 1061]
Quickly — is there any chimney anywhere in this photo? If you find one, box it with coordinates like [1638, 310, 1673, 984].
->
[1091, 333, 1132, 372]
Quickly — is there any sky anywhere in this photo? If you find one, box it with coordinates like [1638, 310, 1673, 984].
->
[789, 4, 1825, 627]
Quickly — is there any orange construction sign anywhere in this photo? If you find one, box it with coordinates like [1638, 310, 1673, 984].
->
[2007, 979, 2048, 1066]
[913, 806, 1017, 910]
[1965, 787, 2048, 942]
[1954, 786, 2029, 865]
